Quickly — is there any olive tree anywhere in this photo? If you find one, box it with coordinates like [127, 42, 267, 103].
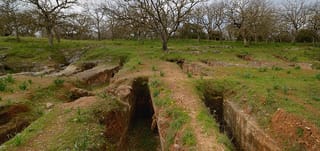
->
[108, 0, 204, 51]
[27, 0, 77, 47]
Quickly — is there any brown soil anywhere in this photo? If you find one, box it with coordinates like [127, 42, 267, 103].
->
[273, 55, 289, 62]
[103, 110, 127, 144]
[237, 54, 254, 61]
[271, 109, 320, 151]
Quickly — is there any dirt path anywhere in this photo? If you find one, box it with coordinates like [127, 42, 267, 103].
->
[158, 61, 224, 151]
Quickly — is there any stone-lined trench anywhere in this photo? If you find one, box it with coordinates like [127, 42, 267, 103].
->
[202, 89, 280, 151]
[127, 78, 160, 150]
[202, 91, 240, 150]
[170, 60, 281, 151]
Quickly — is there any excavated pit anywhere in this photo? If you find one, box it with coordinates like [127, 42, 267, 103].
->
[0, 104, 31, 145]
[104, 78, 160, 150]
[127, 78, 160, 150]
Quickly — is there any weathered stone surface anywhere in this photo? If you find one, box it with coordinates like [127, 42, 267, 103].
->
[46, 103, 54, 109]
[74, 64, 120, 85]
[224, 100, 280, 151]
[80, 62, 97, 70]
[104, 79, 134, 150]
[0, 54, 6, 60]
[51, 64, 80, 76]
[181, 62, 212, 76]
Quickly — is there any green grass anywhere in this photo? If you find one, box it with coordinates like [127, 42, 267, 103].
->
[182, 128, 197, 146]
[149, 78, 193, 149]
[165, 108, 190, 149]
[196, 109, 234, 151]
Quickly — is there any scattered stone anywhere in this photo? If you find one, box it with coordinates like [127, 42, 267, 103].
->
[51, 64, 80, 76]
[70, 88, 94, 100]
[65, 50, 86, 64]
[115, 85, 132, 100]
[0, 54, 6, 60]
[80, 62, 97, 70]
[173, 144, 181, 150]
[46, 103, 54, 109]
[212, 50, 221, 54]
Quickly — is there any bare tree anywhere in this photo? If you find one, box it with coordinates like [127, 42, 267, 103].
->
[308, 0, 320, 43]
[225, 0, 275, 45]
[0, 0, 21, 41]
[246, 0, 275, 43]
[281, 0, 309, 42]
[189, 6, 205, 41]
[202, 2, 226, 41]
[109, 0, 204, 51]
[226, 0, 251, 46]
[83, 1, 107, 41]
[27, 0, 77, 47]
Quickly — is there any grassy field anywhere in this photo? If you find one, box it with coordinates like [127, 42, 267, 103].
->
[0, 36, 320, 150]
[1, 36, 320, 126]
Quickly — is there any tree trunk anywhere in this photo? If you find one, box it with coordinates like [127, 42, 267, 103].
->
[243, 37, 248, 47]
[162, 40, 168, 51]
[14, 18, 20, 42]
[97, 22, 101, 41]
[218, 27, 223, 43]
[161, 33, 169, 51]
[15, 27, 20, 42]
[292, 29, 297, 43]
[54, 28, 61, 43]
[242, 33, 249, 47]
[47, 27, 54, 47]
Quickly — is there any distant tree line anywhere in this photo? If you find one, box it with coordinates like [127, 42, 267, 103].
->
[0, 0, 319, 50]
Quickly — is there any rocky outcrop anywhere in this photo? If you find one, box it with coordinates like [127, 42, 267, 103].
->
[181, 62, 213, 76]
[223, 100, 280, 151]
[74, 65, 120, 85]
[51, 64, 81, 77]
[105, 79, 134, 150]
